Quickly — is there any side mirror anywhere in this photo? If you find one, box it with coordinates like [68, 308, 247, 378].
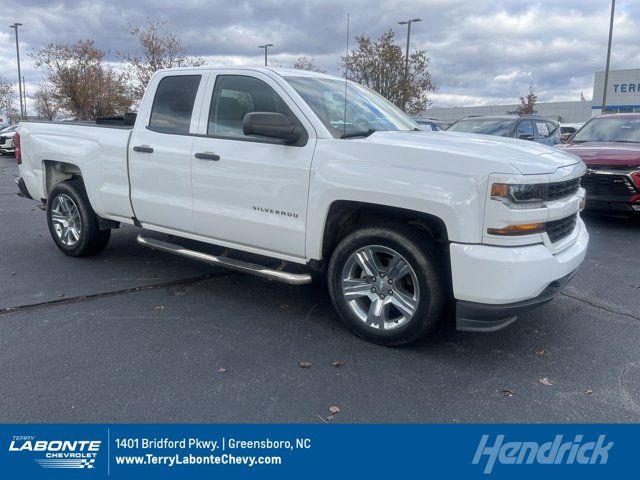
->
[243, 112, 300, 143]
[518, 133, 534, 141]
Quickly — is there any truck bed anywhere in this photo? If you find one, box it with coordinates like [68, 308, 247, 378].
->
[18, 120, 135, 223]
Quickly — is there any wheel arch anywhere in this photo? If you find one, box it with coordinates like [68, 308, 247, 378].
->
[318, 200, 450, 265]
[42, 160, 83, 198]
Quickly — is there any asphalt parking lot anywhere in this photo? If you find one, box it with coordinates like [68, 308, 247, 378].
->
[1, 154, 639, 423]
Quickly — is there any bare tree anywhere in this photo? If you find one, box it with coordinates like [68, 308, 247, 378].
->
[342, 30, 435, 115]
[516, 84, 538, 115]
[119, 18, 206, 102]
[31, 39, 132, 120]
[33, 83, 62, 120]
[292, 56, 326, 73]
[0, 74, 18, 122]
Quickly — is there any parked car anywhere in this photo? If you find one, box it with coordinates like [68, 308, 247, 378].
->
[413, 117, 449, 131]
[0, 124, 18, 155]
[447, 115, 562, 146]
[16, 66, 588, 345]
[560, 123, 584, 143]
[558, 113, 640, 213]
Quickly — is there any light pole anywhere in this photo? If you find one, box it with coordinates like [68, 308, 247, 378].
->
[601, 0, 615, 113]
[398, 18, 421, 111]
[22, 76, 27, 117]
[9, 23, 24, 119]
[258, 43, 274, 66]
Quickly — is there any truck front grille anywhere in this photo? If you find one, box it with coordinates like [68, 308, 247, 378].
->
[547, 178, 580, 201]
[546, 214, 577, 243]
[581, 173, 638, 196]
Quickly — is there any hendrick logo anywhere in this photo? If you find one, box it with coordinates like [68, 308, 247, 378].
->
[9, 436, 101, 469]
[472, 434, 613, 474]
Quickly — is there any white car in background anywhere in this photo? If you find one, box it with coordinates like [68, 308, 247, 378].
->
[0, 124, 18, 155]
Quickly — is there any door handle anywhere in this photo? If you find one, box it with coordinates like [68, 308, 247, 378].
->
[195, 152, 221, 161]
[133, 145, 154, 153]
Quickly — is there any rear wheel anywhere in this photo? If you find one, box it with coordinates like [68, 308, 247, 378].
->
[47, 179, 111, 257]
[327, 225, 446, 346]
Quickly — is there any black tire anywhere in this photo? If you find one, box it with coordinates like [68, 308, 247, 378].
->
[46, 178, 111, 257]
[327, 224, 447, 346]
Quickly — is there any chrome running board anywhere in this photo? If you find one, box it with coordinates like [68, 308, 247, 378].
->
[137, 235, 312, 285]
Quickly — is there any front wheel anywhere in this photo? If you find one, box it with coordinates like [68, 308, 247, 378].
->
[47, 179, 111, 257]
[327, 225, 447, 346]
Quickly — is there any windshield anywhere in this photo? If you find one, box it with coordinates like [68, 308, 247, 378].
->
[285, 76, 418, 138]
[571, 117, 640, 143]
[447, 118, 514, 136]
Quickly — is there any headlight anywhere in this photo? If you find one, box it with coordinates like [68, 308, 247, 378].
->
[491, 183, 545, 209]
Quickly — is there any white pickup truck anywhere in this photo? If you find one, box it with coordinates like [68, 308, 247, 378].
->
[16, 66, 588, 345]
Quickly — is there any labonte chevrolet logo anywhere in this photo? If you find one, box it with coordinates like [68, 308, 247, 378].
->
[9, 436, 100, 469]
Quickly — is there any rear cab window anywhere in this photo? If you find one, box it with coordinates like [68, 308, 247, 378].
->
[148, 75, 202, 134]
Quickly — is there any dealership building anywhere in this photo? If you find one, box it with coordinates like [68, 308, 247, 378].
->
[426, 68, 640, 124]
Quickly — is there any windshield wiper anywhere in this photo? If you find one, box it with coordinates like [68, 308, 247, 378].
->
[341, 128, 376, 139]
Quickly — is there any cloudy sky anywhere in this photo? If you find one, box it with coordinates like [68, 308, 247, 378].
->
[1, 0, 639, 111]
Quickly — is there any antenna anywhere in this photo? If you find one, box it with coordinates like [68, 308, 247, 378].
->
[343, 13, 350, 137]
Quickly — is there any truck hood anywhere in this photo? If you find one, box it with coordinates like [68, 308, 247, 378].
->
[360, 130, 581, 175]
[558, 142, 640, 168]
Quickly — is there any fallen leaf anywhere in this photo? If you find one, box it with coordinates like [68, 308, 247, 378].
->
[332, 360, 346, 368]
[535, 349, 545, 356]
[218, 368, 227, 374]
[298, 361, 312, 368]
[539, 377, 554, 386]
[328, 405, 340, 415]
[153, 305, 165, 311]
[500, 389, 515, 397]
[584, 389, 593, 395]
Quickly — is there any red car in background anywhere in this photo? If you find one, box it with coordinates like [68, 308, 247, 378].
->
[558, 113, 640, 214]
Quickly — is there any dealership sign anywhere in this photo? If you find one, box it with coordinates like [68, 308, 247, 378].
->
[612, 83, 640, 94]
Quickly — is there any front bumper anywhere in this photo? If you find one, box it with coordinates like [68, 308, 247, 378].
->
[456, 268, 578, 332]
[450, 218, 588, 331]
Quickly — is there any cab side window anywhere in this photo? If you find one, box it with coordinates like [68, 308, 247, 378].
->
[534, 120, 551, 138]
[149, 75, 202, 134]
[208, 75, 291, 138]
[516, 120, 534, 138]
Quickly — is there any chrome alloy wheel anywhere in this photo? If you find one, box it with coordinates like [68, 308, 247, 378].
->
[51, 194, 81, 247]
[341, 245, 420, 330]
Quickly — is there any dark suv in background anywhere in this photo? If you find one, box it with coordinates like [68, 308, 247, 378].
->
[447, 115, 562, 146]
